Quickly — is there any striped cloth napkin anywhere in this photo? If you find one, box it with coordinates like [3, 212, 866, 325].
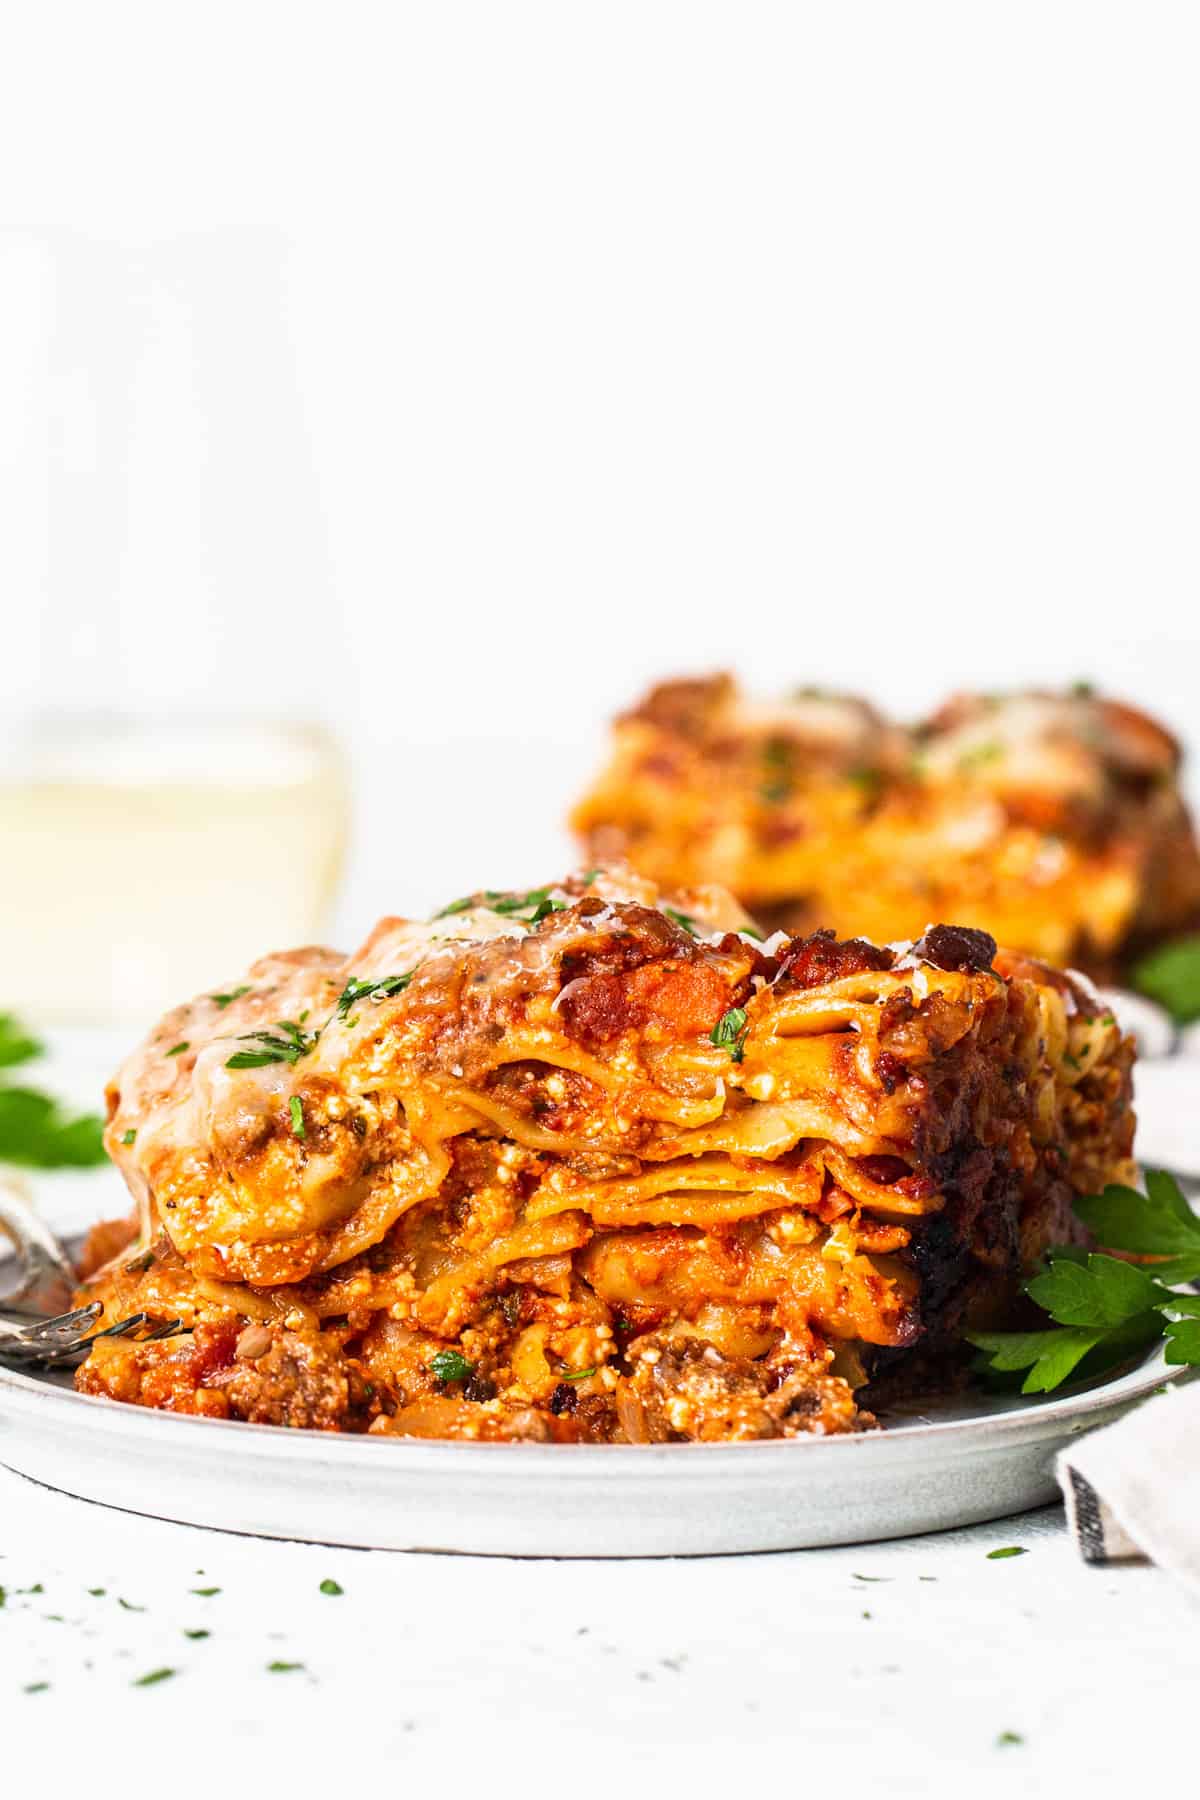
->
[1059, 1381, 1200, 1592]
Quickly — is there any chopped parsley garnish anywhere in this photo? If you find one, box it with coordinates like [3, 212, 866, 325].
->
[580, 869, 601, 884]
[1069, 680, 1095, 698]
[133, 1668, 177, 1687]
[760, 780, 791, 805]
[23, 1682, 50, 1694]
[969, 1171, 1200, 1391]
[710, 1007, 749, 1063]
[557, 1367, 596, 1381]
[267, 1660, 304, 1673]
[289, 1096, 306, 1141]
[117, 1597, 145, 1611]
[190, 1586, 221, 1598]
[319, 1579, 343, 1596]
[183, 1628, 210, 1640]
[335, 972, 414, 1018]
[166, 1042, 189, 1057]
[121, 1129, 137, 1146]
[436, 885, 568, 924]
[210, 986, 251, 1009]
[226, 1021, 319, 1070]
[87, 1587, 106, 1597]
[996, 1731, 1024, 1747]
[986, 1547, 1027, 1560]
[1131, 935, 1200, 1024]
[428, 1349, 474, 1382]
[664, 907, 700, 935]
[958, 740, 1004, 771]
[848, 765, 882, 797]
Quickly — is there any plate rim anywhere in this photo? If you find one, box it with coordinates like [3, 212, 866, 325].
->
[0, 1340, 1185, 1471]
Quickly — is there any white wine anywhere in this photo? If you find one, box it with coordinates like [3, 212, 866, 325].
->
[0, 719, 348, 1023]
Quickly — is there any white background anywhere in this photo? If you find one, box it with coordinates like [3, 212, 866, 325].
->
[3, 4, 1200, 1786]
[3, 1, 1199, 939]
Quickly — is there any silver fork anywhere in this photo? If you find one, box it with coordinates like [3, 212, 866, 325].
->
[0, 1173, 185, 1366]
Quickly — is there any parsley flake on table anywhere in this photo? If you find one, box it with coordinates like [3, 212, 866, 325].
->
[133, 1668, 177, 1687]
[319, 1579, 344, 1596]
[190, 1586, 221, 1597]
[23, 1681, 50, 1694]
[968, 1171, 1200, 1392]
[987, 1547, 1028, 1560]
[267, 1660, 305, 1673]
[183, 1628, 210, 1640]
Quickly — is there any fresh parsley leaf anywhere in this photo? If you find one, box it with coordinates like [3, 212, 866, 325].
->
[289, 1096, 306, 1141]
[1164, 1319, 1200, 1364]
[1132, 935, 1200, 1024]
[1074, 1171, 1200, 1260]
[986, 1547, 1027, 1560]
[710, 1007, 750, 1062]
[0, 1014, 42, 1068]
[319, 1579, 343, 1596]
[190, 1587, 221, 1597]
[436, 887, 567, 923]
[428, 1349, 474, 1382]
[0, 1087, 106, 1169]
[1025, 1253, 1160, 1328]
[132, 1668, 177, 1687]
[968, 1323, 1121, 1394]
[210, 986, 251, 1010]
[166, 1042, 189, 1057]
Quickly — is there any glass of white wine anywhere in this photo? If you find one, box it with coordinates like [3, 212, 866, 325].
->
[0, 231, 349, 1023]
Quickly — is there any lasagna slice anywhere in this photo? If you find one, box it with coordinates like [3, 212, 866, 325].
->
[572, 675, 1200, 978]
[74, 868, 1135, 1442]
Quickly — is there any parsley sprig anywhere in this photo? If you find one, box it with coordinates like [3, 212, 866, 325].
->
[0, 1012, 105, 1168]
[1132, 935, 1200, 1024]
[969, 1171, 1200, 1392]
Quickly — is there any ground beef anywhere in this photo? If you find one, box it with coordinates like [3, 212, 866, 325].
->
[213, 1329, 350, 1431]
[774, 929, 895, 991]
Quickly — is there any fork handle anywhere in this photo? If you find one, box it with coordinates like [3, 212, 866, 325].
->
[0, 1172, 77, 1319]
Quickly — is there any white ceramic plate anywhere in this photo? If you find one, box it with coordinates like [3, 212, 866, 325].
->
[0, 1347, 1180, 1557]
